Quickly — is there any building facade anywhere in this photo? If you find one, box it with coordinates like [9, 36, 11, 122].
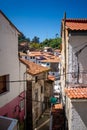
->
[20, 58, 50, 129]
[0, 10, 26, 123]
[61, 17, 87, 130]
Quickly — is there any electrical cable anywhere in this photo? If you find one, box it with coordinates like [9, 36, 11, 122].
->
[73, 42, 87, 49]
[0, 70, 87, 83]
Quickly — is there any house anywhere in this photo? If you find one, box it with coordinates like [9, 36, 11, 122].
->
[18, 41, 29, 53]
[0, 10, 26, 125]
[19, 58, 51, 129]
[61, 16, 87, 130]
[44, 75, 55, 109]
[20, 51, 61, 80]
[54, 49, 61, 56]
[50, 103, 65, 130]
[65, 87, 87, 130]
[41, 55, 61, 79]
[43, 46, 54, 53]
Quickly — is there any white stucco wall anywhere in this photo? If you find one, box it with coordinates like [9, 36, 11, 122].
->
[0, 13, 25, 107]
[68, 34, 87, 84]
[66, 97, 87, 130]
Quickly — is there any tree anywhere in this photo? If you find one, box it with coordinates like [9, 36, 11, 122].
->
[32, 36, 40, 43]
[55, 33, 58, 38]
[41, 37, 61, 49]
[29, 42, 41, 50]
[18, 33, 30, 44]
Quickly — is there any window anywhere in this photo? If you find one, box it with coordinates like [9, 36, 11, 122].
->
[25, 56, 27, 59]
[30, 56, 32, 59]
[19, 100, 24, 111]
[47, 63, 49, 66]
[33, 56, 35, 59]
[41, 86, 43, 93]
[35, 76, 38, 82]
[0, 75, 9, 94]
[53, 72, 55, 75]
[35, 89, 38, 101]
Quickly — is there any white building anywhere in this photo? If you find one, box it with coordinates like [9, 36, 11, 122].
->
[0, 10, 26, 122]
[61, 18, 87, 130]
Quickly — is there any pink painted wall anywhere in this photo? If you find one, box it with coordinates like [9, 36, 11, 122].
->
[0, 91, 25, 122]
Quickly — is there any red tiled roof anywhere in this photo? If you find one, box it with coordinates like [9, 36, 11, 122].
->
[48, 75, 55, 81]
[65, 19, 87, 30]
[65, 87, 87, 99]
[52, 103, 64, 130]
[54, 49, 61, 53]
[41, 56, 60, 63]
[20, 58, 50, 75]
[19, 52, 27, 56]
[27, 51, 42, 57]
[52, 103, 63, 113]
[54, 104, 63, 109]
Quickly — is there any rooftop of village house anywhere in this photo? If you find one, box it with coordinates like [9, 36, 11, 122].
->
[20, 58, 51, 75]
[19, 51, 60, 63]
[54, 49, 61, 53]
[48, 75, 55, 81]
[62, 18, 87, 30]
[51, 103, 65, 130]
[65, 87, 87, 99]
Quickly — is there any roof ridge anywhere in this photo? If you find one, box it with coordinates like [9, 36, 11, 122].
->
[65, 18, 87, 23]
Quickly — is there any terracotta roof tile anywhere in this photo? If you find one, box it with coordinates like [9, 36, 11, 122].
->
[27, 51, 42, 57]
[48, 75, 55, 81]
[19, 52, 27, 56]
[65, 19, 87, 30]
[41, 56, 60, 63]
[54, 104, 63, 109]
[27, 51, 61, 63]
[20, 58, 50, 75]
[54, 49, 61, 53]
[65, 87, 87, 99]
[51, 103, 64, 129]
[52, 104, 63, 113]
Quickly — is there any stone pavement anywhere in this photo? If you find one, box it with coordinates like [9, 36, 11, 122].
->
[35, 108, 50, 130]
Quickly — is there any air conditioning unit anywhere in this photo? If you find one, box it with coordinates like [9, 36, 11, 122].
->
[0, 116, 18, 130]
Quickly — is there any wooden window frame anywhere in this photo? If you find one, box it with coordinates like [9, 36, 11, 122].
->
[0, 75, 9, 94]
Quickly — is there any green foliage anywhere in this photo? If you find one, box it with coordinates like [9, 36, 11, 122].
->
[18, 33, 30, 44]
[41, 37, 61, 49]
[30, 42, 40, 49]
[32, 36, 40, 43]
[18, 33, 61, 50]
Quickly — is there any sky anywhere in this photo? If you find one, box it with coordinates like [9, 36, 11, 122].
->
[0, 0, 87, 42]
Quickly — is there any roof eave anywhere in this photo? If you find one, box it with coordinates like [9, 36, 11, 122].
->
[0, 10, 22, 35]
[27, 69, 50, 76]
[71, 99, 87, 102]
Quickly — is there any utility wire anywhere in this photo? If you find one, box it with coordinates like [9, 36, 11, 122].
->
[0, 71, 87, 103]
[0, 70, 87, 83]
[73, 42, 87, 49]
